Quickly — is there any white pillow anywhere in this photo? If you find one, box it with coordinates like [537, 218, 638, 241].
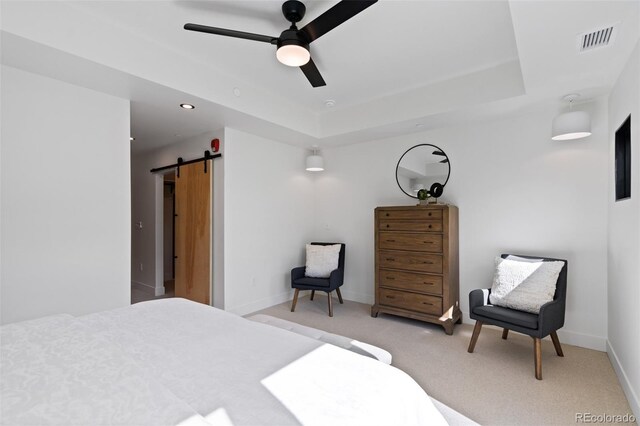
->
[489, 256, 564, 314]
[506, 255, 544, 263]
[305, 244, 341, 278]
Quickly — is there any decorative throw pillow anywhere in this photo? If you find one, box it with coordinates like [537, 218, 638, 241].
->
[489, 257, 564, 314]
[505, 255, 544, 263]
[305, 244, 341, 278]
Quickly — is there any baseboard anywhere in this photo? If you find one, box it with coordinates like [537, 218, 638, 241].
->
[131, 281, 154, 295]
[556, 329, 606, 352]
[607, 340, 640, 420]
[460, 310, 606, 351]
[339, 289, 374, 305]
[229, 290, 295, 317]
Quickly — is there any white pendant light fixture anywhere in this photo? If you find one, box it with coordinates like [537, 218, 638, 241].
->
[551, 94, 592, 141]
[306, 145, 324, 172]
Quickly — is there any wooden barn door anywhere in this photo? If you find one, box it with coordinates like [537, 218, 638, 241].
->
[174, 161, 211, 304]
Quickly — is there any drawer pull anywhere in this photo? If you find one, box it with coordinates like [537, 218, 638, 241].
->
[386, 239, 396, 242]
[385, 295, 396, 299]
[386, 277, 396, 280]
[422, 302, 433, 306]
[428, 212, 432, 217]
[386, 258, 395, 261]
[423, 261, 433, 264]
[386, 224, 390, 228]
[385, 213, 390, 217]
[424, 241, 434, 244]
[424, 282, 434, 285]
[428, 225, 432, 229]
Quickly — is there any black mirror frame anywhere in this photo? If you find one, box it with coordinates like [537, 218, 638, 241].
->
[395, 143, 451, 199]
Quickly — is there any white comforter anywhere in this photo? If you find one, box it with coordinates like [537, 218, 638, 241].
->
[1, 298, 447, 426]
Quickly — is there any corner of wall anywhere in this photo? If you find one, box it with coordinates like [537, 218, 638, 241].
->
[607, 340, 640, 419]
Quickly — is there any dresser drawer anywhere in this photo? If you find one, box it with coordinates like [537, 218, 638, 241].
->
[379, 270, 443, 295]
[378, 232, 443, 252]
[379, 250, 443, 273]
[379, 288, 442, 316]
[379, 220, 442, 232]
[378, 209, 443, 221]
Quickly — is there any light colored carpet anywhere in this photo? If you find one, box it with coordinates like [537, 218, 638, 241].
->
[254, 295, 635, 426]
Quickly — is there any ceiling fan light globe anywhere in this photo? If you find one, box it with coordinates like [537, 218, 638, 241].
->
[276, 44, 310, 67]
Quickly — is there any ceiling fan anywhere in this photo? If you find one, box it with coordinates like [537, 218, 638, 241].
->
[184, 0, 378, 88]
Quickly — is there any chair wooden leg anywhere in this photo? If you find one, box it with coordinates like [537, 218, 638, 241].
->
[534, 337, 542, 380]
[550, 331, 564, 357]
[468, 321, 483, 353]
[502, 328, 509, 340]
[291, 289, 299, 312]
[336, 288, 344, 304]
[310, 290, 315, 301]
[327, 291, 333, 317]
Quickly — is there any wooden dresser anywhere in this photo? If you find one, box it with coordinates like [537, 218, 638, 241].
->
[371, 205, 460, 334]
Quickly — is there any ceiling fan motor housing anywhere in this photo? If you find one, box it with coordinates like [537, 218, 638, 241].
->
[282, 0, 306, 24]
[277, 28, 310, 50]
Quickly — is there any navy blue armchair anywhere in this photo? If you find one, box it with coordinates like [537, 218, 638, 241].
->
[291, 242, 345, 317]
[467, 254, 568, 380]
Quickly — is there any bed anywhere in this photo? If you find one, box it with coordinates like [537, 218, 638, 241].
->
[1, 298, 449, 425]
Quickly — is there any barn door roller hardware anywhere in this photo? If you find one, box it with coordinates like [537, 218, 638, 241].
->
[150, 150, 221, 176]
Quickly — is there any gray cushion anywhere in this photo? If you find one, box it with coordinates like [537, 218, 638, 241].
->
[293, 277, 330, 288]
[473, 305, 538, 329]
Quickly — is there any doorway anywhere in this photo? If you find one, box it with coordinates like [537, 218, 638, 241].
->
[163, 171, 176, 297]
[161, 160, 213, 305]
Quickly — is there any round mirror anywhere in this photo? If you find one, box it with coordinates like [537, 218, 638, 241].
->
[395, 144, 450, 199]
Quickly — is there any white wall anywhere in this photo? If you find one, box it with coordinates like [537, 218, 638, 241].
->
[0, 66, 130, 324]
[223, 128, 315, 315]
[130, 131, 225, 307]
[314, 99, 609, 351]
[607, 40, 640, 419]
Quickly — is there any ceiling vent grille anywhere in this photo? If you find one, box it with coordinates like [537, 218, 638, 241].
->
[578, 26, 616, 52]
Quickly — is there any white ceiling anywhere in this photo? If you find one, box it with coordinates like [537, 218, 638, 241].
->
[1, 0, 639, 152]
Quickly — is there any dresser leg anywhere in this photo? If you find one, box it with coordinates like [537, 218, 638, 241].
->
[371, 306, 379, 318]
[442, 320, 454, 335]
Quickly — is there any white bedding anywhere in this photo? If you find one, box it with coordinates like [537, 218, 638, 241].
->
[1, 298, 447, 426]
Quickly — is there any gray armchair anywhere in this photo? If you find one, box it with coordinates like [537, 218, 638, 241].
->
[291, 242, 345, 317]
[467, 254, 568, 380]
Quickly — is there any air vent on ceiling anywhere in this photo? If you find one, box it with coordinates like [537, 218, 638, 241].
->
[578, 25, 616, 52]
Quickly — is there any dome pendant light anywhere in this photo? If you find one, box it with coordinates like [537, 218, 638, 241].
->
[306, 145, 324, 172]
[551, 94, 592, 141]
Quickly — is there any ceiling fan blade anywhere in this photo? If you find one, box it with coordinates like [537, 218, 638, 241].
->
[184, 23, 278, 44]
[300, 58, 326, 87]
[300, 0, 377, 43]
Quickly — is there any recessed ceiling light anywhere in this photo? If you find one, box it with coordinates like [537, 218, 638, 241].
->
[233, 87, 241, 97]
[130, 137, 136, 141]
[325, 99, 336, 108]
[180, 103, 195, 110]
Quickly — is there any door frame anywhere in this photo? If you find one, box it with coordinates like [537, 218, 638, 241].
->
[153, 161, 223, 306]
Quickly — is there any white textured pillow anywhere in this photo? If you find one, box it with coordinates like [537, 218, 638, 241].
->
[489, 257, 564, 313]
[305, 244, 341, 278]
